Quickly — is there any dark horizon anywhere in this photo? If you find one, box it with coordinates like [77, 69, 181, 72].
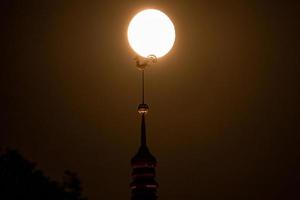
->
[1, 0, 299, 200]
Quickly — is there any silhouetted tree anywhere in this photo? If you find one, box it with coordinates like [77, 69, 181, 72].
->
[0, 148, 87, 200]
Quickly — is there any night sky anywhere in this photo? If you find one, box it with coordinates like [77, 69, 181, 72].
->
[1, 0, 299, 199]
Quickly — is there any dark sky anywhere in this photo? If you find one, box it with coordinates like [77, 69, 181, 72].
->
[1, 0, 299, 199]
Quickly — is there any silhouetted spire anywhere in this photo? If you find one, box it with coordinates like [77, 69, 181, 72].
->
[131, 56, 158, 200]
[130, 113, 158, 200]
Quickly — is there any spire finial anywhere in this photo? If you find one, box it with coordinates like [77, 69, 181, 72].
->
[138, 69, 149, 114]
[136, 55, 156, 115]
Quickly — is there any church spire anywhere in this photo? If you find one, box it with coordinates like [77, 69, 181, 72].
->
[130, 56, 158, 200]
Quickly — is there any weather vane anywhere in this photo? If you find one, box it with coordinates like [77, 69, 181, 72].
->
[127, 8, 175, 200]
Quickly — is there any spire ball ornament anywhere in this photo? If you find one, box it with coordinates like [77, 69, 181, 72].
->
[128, 9, 176, 58]
[138, 103, 149, 114]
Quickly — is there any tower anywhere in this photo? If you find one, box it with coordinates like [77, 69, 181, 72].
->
[127, 9, 175, 200]
[130, 56, 158, 200]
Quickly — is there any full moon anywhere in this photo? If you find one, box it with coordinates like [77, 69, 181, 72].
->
[127, 9, 176, 58]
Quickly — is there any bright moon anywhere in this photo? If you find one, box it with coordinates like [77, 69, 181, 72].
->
[127, 9, 176, 58]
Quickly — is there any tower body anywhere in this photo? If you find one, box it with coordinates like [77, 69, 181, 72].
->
[130, 114, 158, 200]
